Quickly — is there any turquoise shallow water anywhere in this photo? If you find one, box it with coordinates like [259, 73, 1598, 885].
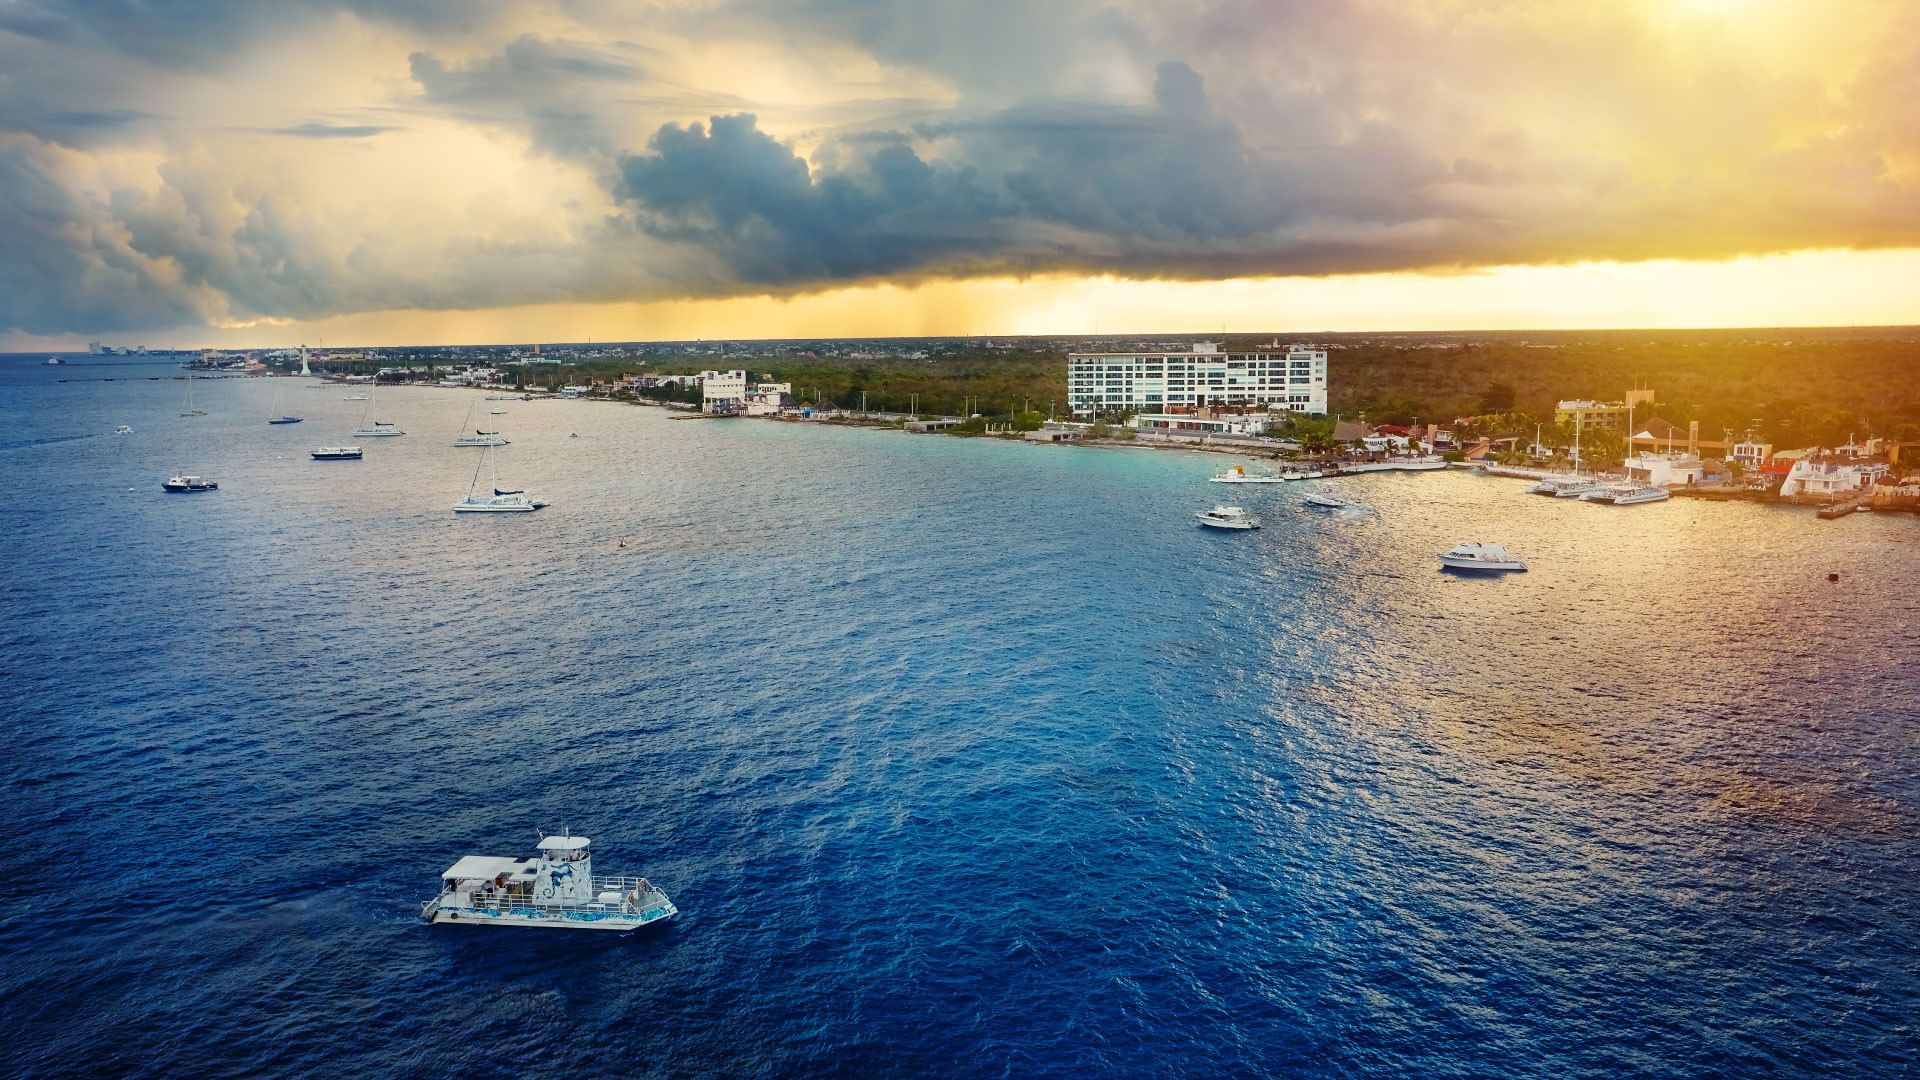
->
[3, 355, 1918, 1077]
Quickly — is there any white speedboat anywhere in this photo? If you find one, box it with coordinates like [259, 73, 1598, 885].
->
[1195, 505, 1259, 530]
[310, 446, 364, 460]
[162, 474, 217, 492]
[114, 425, 133, 435]
[421, 834, 676, 932]
[1301, 491, 1349, 509]
[1439, 542, 1528, 572]
[453, 430, 510, 447]
[1581, 485, 1670, 505]
[489, 408, 507, 416]
[342, 392, 369, 401]
[1210, 464, 1287, 484]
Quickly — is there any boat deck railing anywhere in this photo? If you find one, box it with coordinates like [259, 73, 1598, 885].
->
[424, 876, 671, 921]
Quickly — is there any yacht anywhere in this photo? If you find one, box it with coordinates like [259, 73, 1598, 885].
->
[45, 356, 63, 365]
[1301, 491, 1350, 509]
[1581, 485, 1670, 505]
[421, 834, 676, 932]
[353, 421, 405, 437]
[1210, 465, 1287, 484]
[162, 474, 217, 492]
[1439, 542, 1528, 572]
[454, 443, 546, 513]
[455, 489, 549, 513]
[310, 446, 364, 460]
[453, 430, 510, 447]
[1195, 505, 1259, 530]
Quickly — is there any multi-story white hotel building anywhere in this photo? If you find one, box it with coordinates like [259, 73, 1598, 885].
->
[1066, 342, 1328, 418]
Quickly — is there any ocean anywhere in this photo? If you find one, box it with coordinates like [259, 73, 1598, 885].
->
[3, 355, 1916, 1078]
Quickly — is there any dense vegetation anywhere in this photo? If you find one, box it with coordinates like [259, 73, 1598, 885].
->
[388, 327, 1920, 450]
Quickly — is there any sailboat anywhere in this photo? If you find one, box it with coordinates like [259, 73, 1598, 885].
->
[454, 443, 546, 513]
[179, 378, 206, 417]
[352, 380, 404, 437]
[451, 399, 509, 446]
[266, 377, 303, 424]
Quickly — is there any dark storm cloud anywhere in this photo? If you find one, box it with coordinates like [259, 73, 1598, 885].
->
[611, 61, 1473, 287]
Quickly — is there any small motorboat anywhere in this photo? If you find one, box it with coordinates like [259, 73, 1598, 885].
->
[162, 474, 218, 492]
[267, 416, 304, 425]
[1195, 505, 1259, 530]
[1301, 492, 1349, 509]
[1439, 542, 1528, 572]
[114, 425, 133, 435]
[310, 446, 364, 460]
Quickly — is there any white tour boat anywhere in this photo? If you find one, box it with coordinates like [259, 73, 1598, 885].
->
[162, 474, 217, 492]
[1528, 475, 1604, 498]
[1581, 485, 1670, 505]
[421, 834, 676, 932]
[310, 446, 364, 460]
[1195, 505, 1259, 530]
[1210, 464, 1288, 484]
[1301, 491, 1350, 509]
[1439, 542, 1529, 572]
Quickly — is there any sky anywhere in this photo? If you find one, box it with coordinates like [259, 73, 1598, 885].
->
[3, 0, 1919, 348]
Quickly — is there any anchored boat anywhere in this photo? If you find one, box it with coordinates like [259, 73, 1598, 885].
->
[1195, 505, 1259, 530]
[1439, 542, 1528, 572]
[421, 834, 677, 931]
[162, 474, 217, 492]
[310, 446, 364, 460]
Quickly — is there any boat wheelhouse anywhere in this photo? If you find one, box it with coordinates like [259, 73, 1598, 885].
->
[421, 835, 676, 931]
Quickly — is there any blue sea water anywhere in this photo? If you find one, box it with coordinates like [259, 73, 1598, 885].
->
[2, 355, 1917, 1078]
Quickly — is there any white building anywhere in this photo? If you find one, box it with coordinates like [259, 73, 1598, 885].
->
[1128, 412, 1273, 436]
[743, 381, 791, 416]
[1067, 342, 1328, 418]
[699, 369, 747, 413]
[1779, 458, 1888, 498]
[1624, 453, 1706, 487]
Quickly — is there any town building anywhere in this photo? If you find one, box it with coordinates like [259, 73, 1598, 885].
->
[699, 369, 747, 413]
[1554, 389, 1656, 432]
[1627, 418, 1730, 458]
[1779, 458, 1890, 498]
[742, 381, 791, 416]
[1067, 342, 1327, 418]
[1623, 453, 1706, 487]
[1128, 412, 1274, 437]
[1729, 435, 1773, 467]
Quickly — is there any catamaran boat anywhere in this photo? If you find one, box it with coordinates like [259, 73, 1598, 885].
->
[454, 443, 546, 512]
[1195, 505, 1259, 530]
[1581, 485, 1670, 505]
[421, 834, 676, 931]
[453, 430, 510, 447]
[1528, 475, 1602, 497]
[310, 446, 364, 460]
[353, 421, 404, 437]
[1439, 542, 1528, 572]
[1211, 464, 1287, 484]
[267, 416, 303, 425]
[162, 474, 217, 492]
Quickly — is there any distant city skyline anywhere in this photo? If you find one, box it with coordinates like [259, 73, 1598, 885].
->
[4, 1, 1920, 348]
